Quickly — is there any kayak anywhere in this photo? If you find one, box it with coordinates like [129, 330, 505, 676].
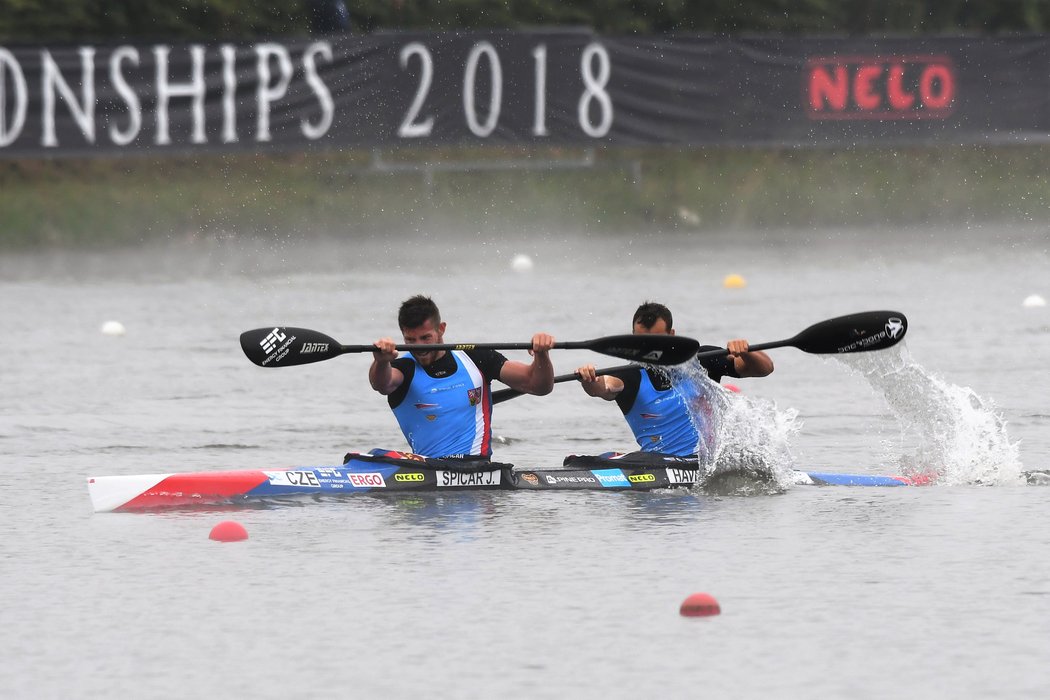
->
[87, 453, 931, 513]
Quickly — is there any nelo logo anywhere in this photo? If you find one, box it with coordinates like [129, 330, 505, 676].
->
[806, 55, 955, 120]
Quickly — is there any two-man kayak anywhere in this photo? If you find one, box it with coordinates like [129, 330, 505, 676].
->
[87, 452, 931, 513]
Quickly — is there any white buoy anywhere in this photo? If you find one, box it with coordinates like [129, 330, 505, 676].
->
[101, 321, 126, 336]
[510, 254, 534, 272]
[1022, 294, 1046, 308]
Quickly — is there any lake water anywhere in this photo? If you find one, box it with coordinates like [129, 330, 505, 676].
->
[2, 223, 1049, 698]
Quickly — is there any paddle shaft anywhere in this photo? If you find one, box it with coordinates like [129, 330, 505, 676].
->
[240, 327, 701, 368]
[492, 364, 636, 404]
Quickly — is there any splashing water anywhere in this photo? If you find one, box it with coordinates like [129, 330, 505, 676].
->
[667, 363, 802, 493]
[835, 345, 1024, 486]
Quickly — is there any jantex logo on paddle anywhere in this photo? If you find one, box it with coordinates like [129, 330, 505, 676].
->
[299, 342, 329, 354]
[806, 55, 955, 120]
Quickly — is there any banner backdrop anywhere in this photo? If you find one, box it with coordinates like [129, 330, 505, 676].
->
[2, 31, 1049, 157]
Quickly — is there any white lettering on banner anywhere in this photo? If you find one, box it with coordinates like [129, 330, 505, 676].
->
[395, 40, 613, 141]
[1, 40, 336, 151]
[302, 42, 334, 140]
[437, 470, 502, 487]
[42, 47, 96, 146]
[579, 43, 613, 137]
[0, 48, 28, 147]
[155, 44, 207, 145]
[464, 41, 501, 137]
[531, 44, 548, 136]
[348, 472, 387, 488]
[109, 47, 142, 145]
[256, 43, 293, 143]
[398, 42, 434, 138]
[220, 44, 238, 143]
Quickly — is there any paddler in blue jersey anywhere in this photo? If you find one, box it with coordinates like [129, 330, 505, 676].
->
[369, 295, 555, 460]
[576, 301, 773, 457]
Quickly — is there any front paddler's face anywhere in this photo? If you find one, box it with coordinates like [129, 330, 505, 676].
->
[632, 318, 675, 336]
[402, 318, 446, 366]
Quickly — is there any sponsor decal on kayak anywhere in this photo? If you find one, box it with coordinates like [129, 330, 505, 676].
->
[348, 472, 387, 488]
[394, 472, 425, 482]
[544, 473, 598, 485]
[265, 470, 321, 487]
[592, 469, 629, 487]
[518, 472, 539, 486]
[436, 470, 502, 487]
[628, 473, 657, 483]
[665, 468, 699, 485]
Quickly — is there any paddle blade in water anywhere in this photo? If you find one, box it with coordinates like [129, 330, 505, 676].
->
[588, 334, 700, 365]
[792, 311, 908, 354]
[240, 327, 345, 367]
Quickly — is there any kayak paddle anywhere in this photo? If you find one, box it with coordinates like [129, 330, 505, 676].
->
[239, 327, 701, 368]
[490, 310, 908, 403]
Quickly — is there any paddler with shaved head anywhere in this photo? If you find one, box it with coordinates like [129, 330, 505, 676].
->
[370, 295, 555, 460]
[576, 301, 773, 458]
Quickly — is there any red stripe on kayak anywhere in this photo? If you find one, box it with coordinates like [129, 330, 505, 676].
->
[118, 470, 271, 510]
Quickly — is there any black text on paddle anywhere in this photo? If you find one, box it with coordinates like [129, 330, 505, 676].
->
[490, 310, 908, 403]
[239, 327, 701, 368]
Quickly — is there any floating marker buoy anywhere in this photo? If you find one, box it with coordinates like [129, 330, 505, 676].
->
[723, 274, 747, 289]
[680, 592, 721, 617]
[1022, 294, 1046, 308]
[511, 254, 534, 272]
[209, 521, 249, 542]
[101, 321, 126, 336]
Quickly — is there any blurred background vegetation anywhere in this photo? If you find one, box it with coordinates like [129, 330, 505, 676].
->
[3, 1, 1050, 248]
[3, 0, 1050, 41]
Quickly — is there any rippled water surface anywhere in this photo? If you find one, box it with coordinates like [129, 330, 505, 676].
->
[2, 224, 1049, 698]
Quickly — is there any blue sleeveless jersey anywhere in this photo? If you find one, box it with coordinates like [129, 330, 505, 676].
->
[623, 369, 700, 456]
[390, 350, 492, 458]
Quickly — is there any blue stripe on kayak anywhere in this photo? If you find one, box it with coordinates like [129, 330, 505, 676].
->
[804, 472, 911, 487]
[245, 465, 402, 496]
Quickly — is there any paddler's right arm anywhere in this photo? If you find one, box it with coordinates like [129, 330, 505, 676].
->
[370, 338, 404, 395]
[577, 364, 625, 401]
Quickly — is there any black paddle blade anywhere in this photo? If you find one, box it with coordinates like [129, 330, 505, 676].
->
[240, 327, 344, 367]
[588, 334, 700, 365]
[793, 311, 908, 354]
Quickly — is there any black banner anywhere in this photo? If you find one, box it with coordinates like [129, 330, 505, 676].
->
[2, 31, 1049, 156]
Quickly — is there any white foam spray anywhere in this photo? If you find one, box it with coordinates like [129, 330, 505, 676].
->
[834, 345, 1024, 486]
[667, 363, 801, 492]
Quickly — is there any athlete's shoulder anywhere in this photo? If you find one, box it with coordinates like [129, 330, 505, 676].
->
[464, 347, 508, 380]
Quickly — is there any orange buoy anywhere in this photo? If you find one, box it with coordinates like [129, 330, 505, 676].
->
[209, 521, 249, 542]
[680, 592, 721, 617]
